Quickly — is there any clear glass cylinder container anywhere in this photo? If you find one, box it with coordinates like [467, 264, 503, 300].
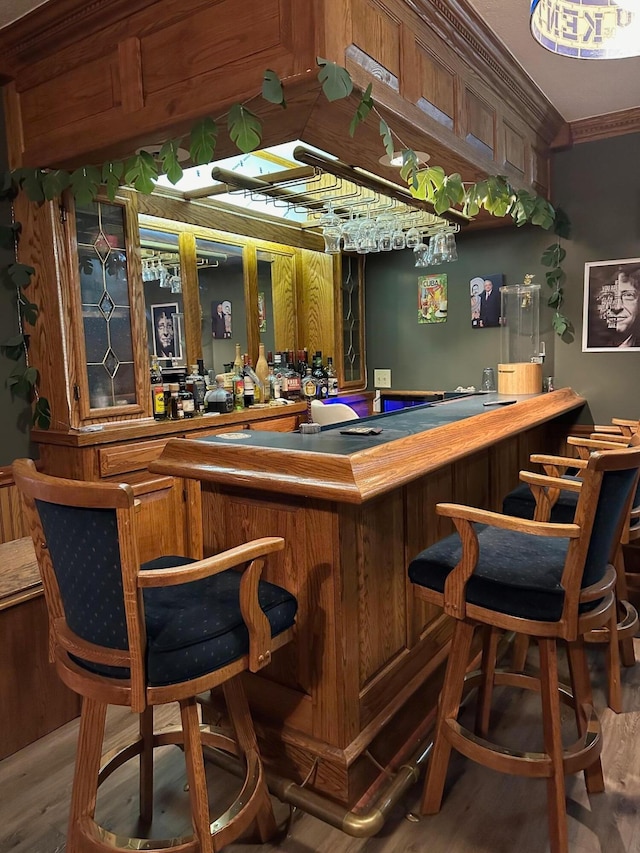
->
[500, 284, 541, 364]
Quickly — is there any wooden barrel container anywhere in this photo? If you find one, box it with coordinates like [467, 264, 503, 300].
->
[497, 362, 543, 394]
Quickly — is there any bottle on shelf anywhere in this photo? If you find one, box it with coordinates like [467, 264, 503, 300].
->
[268, 359, 281, 404]
[150, 355, 166, 420]
[205, 377, 234, 413]
[301, 367, 317, 399]
[232, 360, 245, 411]
[255, 343, 270, 404]
[273, 353, 287, 399]
[243, 357, 259, 406]
[326, 357, 339, 397]
[186, 364, 206, 414]
[297, 348, 309, 379]
[233, 343, 243, 375]
[285, 350, 301, 399]
[168, 382, 182, 420]
[312, 351, 328, 399]
[178, 377, 195, 418]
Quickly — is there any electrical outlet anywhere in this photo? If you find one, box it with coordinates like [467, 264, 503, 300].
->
[374, 369, 392, 388]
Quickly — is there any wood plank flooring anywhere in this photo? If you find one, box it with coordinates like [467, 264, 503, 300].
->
[1, 641, 639, 853]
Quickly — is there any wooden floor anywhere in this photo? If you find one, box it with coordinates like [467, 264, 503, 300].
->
[2, 641, 640, 853]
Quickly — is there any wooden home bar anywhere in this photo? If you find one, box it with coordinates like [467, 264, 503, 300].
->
[1, 1, 640, 852]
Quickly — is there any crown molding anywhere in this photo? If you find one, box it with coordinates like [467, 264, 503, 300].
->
[570, 107, 640, 145]
[405, 0, 565, 142]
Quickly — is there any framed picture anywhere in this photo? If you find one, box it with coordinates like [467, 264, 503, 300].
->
[418, 274, 447, 324]
[212, 299, 232, 339]
[582, 259, 640, 351]
[470, 274, 504, 328]
[152, 302, 181, 360]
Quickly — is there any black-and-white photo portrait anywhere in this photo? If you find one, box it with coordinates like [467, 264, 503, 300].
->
[152, 303, 181, 360]
[582, 259, 640, 352]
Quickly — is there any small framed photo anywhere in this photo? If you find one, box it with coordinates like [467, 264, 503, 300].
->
[470, 274, 503, 328]
[212, 299, 232, 339]
[152, 302, 182, 360]
[582, 259, 640, 351]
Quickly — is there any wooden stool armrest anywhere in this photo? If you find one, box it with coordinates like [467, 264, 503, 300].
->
[137, 537, 285, 587]
[239, 558, 273, 672]
[587, 433, 630, 445]
[519, 471, 582, 493]
[611, 418, 639, 432]
[530, 453, 588, 469]
[593, 424, 624, 434]
[436, 503, 580, 538]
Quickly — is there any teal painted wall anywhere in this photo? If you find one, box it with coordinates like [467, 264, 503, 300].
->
[365, 132, 640, 425]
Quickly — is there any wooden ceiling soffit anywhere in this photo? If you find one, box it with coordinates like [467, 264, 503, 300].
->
[0, 0, 159, 79]
[404, 0, 566, 144]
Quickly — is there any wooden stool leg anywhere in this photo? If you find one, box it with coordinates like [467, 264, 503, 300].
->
[566, 637, 605, 794]
[605, 604, 623, 713]
[511, 633, 531, 673]
[422, 620, 475, 815]
[538, 638, 569, 853]
[139, 705, 154, 824]
[614, 548, 637, 667]
[222, 676, 277, 842]
[67, 697, 108, 853]
[475, 626, 500, 738]
[180, 697, 214, 853]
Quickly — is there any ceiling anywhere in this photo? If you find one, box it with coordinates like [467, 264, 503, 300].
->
[1, 1, 638, 123]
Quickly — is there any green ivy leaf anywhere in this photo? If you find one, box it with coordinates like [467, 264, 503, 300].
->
[8, 364, 38, 399]
[530, 197, 555, 229]
[7, 262, 35, 288]
[552, 312, 569, 336]
[541, 244, 566, 267]
[20, 296, 39, 325]
[33, 396, 51, 429]
[0, 334, 26, 361]
[159, 139, 184, 185]
[189, 117, 218, 166]
[0, 222, 21, 250]
[101, 161, 124, 201]
[553, 207, 571, 239]
[123, 152, 158, 195]
[379, 119, 394, 160]
[462, 184, 482, 218]
[400, 150, 420, 190]
[70, 165, 101, 206]
[317, 57, 354, 102]
[545, 267, 566, 288]
[227, 104, 262, 154]
[349, 83, 373, 137]
[42, 170, 71, 201]
[548, 289, 562, 308]
[14, 168, 46, 203]
[262, 69, 286, 107]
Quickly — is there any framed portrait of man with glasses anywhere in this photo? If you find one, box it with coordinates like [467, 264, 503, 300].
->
[583, 259, 640, 352]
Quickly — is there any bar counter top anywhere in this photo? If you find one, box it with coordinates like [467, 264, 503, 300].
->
[152, 388, 585, 503]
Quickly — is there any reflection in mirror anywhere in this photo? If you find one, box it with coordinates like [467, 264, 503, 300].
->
[140, 228, 184, 365]
[257, 250, 275, 356]
[197, 238, 246, 376]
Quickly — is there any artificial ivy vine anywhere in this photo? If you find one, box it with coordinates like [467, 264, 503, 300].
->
[0, 58, 571, 430]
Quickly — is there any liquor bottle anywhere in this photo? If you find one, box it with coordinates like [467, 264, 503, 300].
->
[285, 351, 301, 399]
[150, 356, 166, 420]
[168, 383, 182, 419]
[178, 377, 195, 418]
[186, 364, 206, 414]
[312, 351, 328, 399]
[301, 367, 317, 399]
[232, 361, 244, 411]
[268, 361, 280, 404]
[233, 343, 243, 375]
[326, 357, 339, 397]
[243, 357, 259, 406]
[255, 343, 270, 404]
[274, 353, 287, 399]
[297, 348, 309, 379]
[205, 378, 234, 413]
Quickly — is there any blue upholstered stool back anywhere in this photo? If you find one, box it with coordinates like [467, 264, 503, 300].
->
[581, 468, 638, 588]
[35, 500, 129, 651]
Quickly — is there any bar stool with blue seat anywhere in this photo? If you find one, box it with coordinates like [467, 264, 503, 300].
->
[409, 444, 640, 853]
[12, 458, 297, 853]
[502, 434, 640, 710]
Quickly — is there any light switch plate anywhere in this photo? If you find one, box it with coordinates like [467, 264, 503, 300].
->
[374, 369, 392, 388]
